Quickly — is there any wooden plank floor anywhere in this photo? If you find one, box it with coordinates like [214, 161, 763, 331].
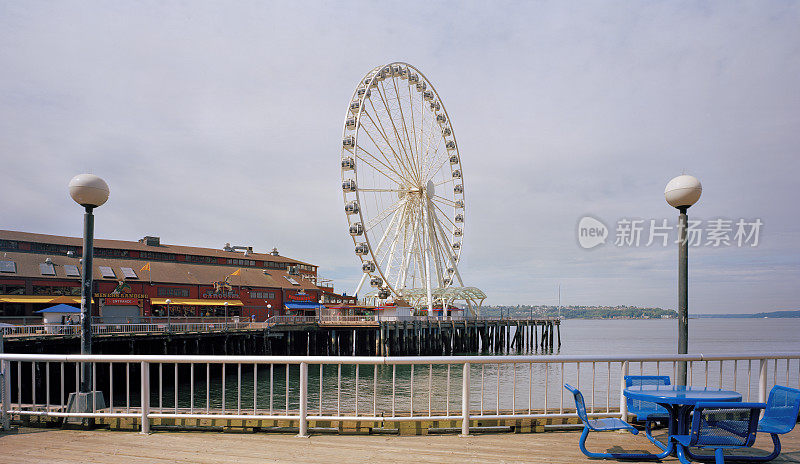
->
[1, 427, 799, 463]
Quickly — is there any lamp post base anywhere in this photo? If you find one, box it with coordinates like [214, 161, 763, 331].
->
[64, 391, 106, 427]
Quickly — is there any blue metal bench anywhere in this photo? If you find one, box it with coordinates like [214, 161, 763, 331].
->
[672, 401, 765, 464]
[564, 384, 672, 460]
[625, 375, 670, 442]
[686, 385, 800, 462]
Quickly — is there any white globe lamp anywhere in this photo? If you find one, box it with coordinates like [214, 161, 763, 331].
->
[69, 174, 110, 208]
[664, 175, 702, 209]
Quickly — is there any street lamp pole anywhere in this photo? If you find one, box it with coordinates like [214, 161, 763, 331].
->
[165, 299, 172, 331]
[79, 205, 95, 390]
[69, 174, 109, 394]
[665, 174, 702, 386]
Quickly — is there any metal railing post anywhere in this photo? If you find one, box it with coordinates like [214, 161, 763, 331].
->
[140, 361, 150, 434]
[619, 361, 629, 422]
[461, 362, 470, 436]
[298, 362, 308, 437]
[758, 358, 768, 404]
[1, 359, 10, 430]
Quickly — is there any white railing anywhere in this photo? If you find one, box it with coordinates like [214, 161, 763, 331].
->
[0, 322, 263, 338]
[1, 352, 799, 435]
[319, 315, 379, 324]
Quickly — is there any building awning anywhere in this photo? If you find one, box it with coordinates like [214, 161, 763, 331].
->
[150, 298, 243, 307]
[36, 304, 81, 314]
[286, 302, 324, 311]
[0, 295, 89, 304]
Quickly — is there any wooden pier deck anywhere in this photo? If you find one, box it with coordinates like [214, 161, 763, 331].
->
[2, 426, 799, 463]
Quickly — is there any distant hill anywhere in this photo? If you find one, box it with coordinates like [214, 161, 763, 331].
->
[692, 310, 800, 319]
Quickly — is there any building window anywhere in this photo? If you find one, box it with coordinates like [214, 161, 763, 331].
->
[186, 255, 215, 264]
[0, 260, 16, 273]
[140, 251, 176, 261]
[226, 258, 256, 266]
[0, 240, 19, 250]
[0, 303, 24, 316]
[265, 261, 287, 270]
[1, 284, 25, 295]
[157, 287, 190, 297]
[64, 264, 80, 277]
[250, 291, 276, 300]
[39, 262, 56, 276]
[120, 267, 138, 279]
[33, 285, 80, 296]
[98, 266, 116, 278]
[95, 248, 129, 258]
[31, 242, 79, 255]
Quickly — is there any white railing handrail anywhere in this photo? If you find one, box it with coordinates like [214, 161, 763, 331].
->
[2, 352, 800, 364]
[2, 351, 799, 435]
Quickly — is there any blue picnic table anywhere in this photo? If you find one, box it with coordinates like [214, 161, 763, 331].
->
[624, 385, 743, 455]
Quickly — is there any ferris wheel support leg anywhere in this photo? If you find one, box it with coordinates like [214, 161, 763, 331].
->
[354, 273, 368, 301]
[422, 208, 435, 317]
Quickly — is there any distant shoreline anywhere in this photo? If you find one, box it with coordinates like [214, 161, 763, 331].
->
[480, 307, 799, 320]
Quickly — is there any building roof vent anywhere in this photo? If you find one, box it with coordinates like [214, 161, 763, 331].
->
[271, 247, 280, 256]
[140, 236, 160, 247]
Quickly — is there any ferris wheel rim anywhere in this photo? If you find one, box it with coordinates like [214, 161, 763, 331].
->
[341, 61, 466, 301]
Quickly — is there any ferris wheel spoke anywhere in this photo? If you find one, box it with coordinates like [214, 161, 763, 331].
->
[407, 82, 420, 179]
[370, 204, 403, 262]
[424, 153, 452, 184]
[373, 83, 412, 170]
[433, 177, 456, 187]
[355, 146, 405, 185]
[431, 195, 457, 207]
[361, 108, 417, 182]
[419, 127, 446, 181]
[391, 77, 421, 183]
[431, 212, 465, 286]
[429, 223, 452, 284]
[424, 202, 445, 286]
[359, 120, 416, 183]
[358, 188, 405, 193]
[397, 213, 418, 290]
[365, 198, 405, 232]
[364, 101, 417, 182]
[419, 128, 442, 180]
[377, 82, 420, 185]
[430, 200, 458, 230]
[380, 213, 404, 286]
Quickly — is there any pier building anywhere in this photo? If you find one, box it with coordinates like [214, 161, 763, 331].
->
[0, 229, 352, 321]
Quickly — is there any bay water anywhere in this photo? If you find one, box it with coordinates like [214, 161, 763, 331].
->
[155, 318, 800, 416]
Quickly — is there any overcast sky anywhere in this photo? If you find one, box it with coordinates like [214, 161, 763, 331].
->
[1, 1, 798, 313]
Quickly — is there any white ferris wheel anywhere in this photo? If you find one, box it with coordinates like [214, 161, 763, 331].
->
[340, 62, 486, 316]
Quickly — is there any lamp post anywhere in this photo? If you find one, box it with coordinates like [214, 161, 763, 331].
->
[69, 174, 109, 394]
[165, 299, 172, 331]
[224, 301, 229, 327]
[266, 303, 272, 320]
[665, 174, 702, 386]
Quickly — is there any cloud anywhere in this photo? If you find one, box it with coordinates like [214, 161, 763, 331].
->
[1, 1, 798, 313]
